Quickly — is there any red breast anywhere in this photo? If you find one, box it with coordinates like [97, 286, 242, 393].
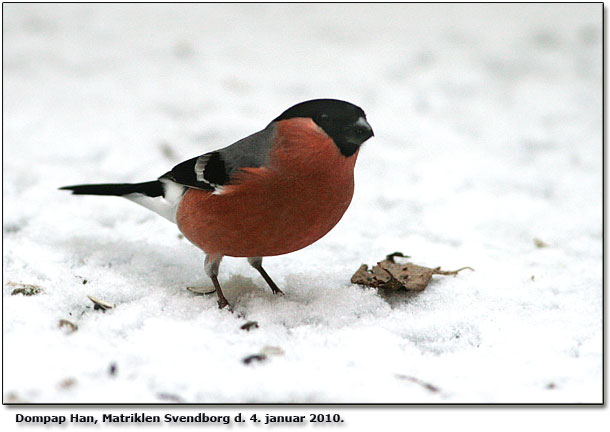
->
[176, 118, 358, 258]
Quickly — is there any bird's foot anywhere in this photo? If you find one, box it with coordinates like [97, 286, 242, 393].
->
[217, 297, 233, 312]
[270, 285, 284, 295]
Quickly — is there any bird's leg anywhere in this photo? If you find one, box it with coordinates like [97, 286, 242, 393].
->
[247, 257, 284, 295]
[205, 255, 231, 310]
[210, 275, 230, 310]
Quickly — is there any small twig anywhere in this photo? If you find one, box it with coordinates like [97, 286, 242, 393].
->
[385, 252, 411, 263]
[433, 266, 475, 276]
[395, 374, 441, 393]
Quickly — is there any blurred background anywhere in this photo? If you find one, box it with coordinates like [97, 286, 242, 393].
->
[2, 4, 602, 403]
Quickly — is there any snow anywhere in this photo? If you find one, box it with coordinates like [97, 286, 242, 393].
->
[2, 3, 602, 403]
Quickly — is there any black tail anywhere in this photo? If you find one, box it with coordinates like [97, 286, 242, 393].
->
[59, 181, 164, 197]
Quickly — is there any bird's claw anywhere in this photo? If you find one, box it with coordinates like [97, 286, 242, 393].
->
[217, 298, 233, 312]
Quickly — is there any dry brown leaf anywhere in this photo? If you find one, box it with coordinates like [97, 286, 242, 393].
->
[87, 295, 115, 311]
[186, 286, 216, 295]
[8, 282, 43, 296]
[58, 377, 77, 389]
[58, 319, 78, 334]
[534, 238, 549, 248]
[351, 252, 473, 292]
[240, 321, 259, 331]
[4, 392, 25, 403]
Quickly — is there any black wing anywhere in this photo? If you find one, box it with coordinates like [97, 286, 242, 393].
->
[160, 151, 230, 191]
[160, 124, 276, 191]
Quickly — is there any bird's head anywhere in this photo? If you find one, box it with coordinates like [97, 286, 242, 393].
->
[273, 99, 374, 157]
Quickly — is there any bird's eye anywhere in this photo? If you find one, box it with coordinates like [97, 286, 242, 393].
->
[317, 113, 329, 122]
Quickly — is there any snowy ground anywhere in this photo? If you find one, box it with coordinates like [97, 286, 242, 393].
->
[2, 4, 602, 403]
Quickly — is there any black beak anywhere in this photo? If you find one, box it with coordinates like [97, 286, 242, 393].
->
[334, 116, 375, 157]
[350, 117, 374, 144]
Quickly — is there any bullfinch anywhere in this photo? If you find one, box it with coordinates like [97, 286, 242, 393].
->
[61, 99, 374, 309]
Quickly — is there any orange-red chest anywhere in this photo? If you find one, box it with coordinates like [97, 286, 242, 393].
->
[176, 119, 358, 258]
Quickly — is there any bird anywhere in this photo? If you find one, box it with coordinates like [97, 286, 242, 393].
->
[60, 99, 374, 310]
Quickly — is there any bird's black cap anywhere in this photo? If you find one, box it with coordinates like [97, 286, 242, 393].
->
[273, 99, 374, 157]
